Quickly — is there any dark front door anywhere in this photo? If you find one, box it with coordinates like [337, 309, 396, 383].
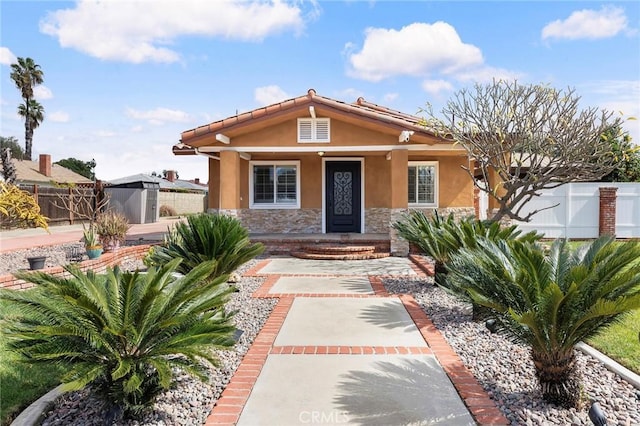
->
[326, 161, 361, 233]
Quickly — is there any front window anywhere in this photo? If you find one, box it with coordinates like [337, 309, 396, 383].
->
[408, 162, 438, 206]
[250, 161, 300, 208]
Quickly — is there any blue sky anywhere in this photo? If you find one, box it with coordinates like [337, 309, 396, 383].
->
[1, 1, 638, 182]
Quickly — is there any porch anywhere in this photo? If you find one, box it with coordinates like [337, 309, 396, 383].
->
[249, 232, 390, 256]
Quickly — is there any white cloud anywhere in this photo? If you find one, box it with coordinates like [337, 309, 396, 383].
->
[131, 125, 143, 133]
[0, 47, 17, 65]
[542, 6, 628, 41]
[585, 80, 640, 144]
[40, 0, 305, 63]
[254, 85, 289, 106]
[49, 111, 70, 122]
[126, 107, 191, 125]
[453, 66, 524, 84]
[421, 80, 454, 96]
[347, 22, 483, 82]
[34, 85, 53, 100]
[383, 93, 399, 102]
[95, 130, 116, 138]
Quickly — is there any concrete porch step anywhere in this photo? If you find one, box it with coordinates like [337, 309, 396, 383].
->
[301, 244, 377, 255]
[291, 251, 390, 260]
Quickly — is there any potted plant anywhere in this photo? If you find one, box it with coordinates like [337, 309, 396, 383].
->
[26, 254, 47, 270]
[96, 212, 130, 252]
[83, 225, 103, 259]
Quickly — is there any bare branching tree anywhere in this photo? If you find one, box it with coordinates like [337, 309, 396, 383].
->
[422, 80, 626, 222]
[53, 184, 110, 231]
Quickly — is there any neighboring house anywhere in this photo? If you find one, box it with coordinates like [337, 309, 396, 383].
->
[2, 154, 93, 186]
[173, 89, 474, 253]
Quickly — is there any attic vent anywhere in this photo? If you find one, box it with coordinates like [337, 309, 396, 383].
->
[297, 118, 330, 143]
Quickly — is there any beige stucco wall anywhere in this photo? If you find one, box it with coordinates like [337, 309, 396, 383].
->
[158, 191, 207, 215]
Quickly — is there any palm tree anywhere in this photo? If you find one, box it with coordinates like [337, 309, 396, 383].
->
[1, 259, 237, 419]
[17, 100, 45, 153]
[446, 237, 640, 408]
[10, 57, 44, 160]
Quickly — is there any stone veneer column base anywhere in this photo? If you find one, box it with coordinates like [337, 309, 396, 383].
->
[390, 208, 410, 256]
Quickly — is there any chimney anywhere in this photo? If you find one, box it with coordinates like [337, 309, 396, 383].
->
[194, 178, 200, 184]
[39, 154, 52, 177]
[166, 170, 176, 182]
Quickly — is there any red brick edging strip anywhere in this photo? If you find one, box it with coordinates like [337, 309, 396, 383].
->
[400, 294, 509, 425]
[0, 244, 154, 290]
[205, 296, 295, 425]
[408, 254, 435, 276]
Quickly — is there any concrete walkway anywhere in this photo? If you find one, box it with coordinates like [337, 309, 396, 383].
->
[207, 258, 509, 426]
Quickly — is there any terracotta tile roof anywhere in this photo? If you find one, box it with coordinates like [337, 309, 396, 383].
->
[3, 158, 93, 186]
[180, 89, 435, 143]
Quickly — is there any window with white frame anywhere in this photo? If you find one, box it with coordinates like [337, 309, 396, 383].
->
[250, 161, 300, 208]
[297, 118, 330, 143]
[408, 162, 438, 206]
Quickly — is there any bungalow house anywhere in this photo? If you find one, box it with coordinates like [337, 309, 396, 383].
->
[173, 89, 475, 254]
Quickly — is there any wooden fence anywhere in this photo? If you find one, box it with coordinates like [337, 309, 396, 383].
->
[16, 183, 104, 226]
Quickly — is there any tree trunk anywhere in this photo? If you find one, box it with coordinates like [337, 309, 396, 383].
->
[24, 112, 32, 161]
[531, 348, 581, 408]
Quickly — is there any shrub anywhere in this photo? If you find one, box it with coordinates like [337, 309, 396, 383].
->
[145, 213, 263, 280]
[392, 210, 541, 275]
[96, 211, 130, 248]
[2, 259, 236, 419]
[0, 182, 49, 230]
[159, 205, 177, 217]
[446, 237, 640, 407]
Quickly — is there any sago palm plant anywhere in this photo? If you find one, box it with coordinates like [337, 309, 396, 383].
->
[1, 259, 237, 419]
[392, 210, 458, 273]
[446, 237, 640, 408]
[145, 213, 264, 279]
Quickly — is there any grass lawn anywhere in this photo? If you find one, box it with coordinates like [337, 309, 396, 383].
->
[0, 298, 66, 426]
[587, 309, 640, 375]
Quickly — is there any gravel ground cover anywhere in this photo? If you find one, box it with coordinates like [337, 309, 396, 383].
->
[4, 247, 639, 425]
[1, 246, 276, 426]
[383, 275, 640, 426]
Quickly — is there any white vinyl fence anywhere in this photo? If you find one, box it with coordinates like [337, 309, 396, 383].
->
[515, 183, 640, 239]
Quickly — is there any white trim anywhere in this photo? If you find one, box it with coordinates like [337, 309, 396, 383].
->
[216, 133, 230, 144]
[408, 161, 439, 208]
[249, 160, 301, 209]
[321, 157, 365, 234]
[196, 143, 463, 153]
[239, 152, 252, 161]
[309, 106, 316, 119]
[297, 118, 331, 143]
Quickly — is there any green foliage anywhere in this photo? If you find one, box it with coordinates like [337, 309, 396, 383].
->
[17, 99, 44, 131]
[0, 182, 49, 230]
[82, 225, 100, 247]
[392, 210, 541, 275]
[10, 57, 44, 161]
[56, 157, 97, 180]
[599, 125, 640, 182]
[2, 259, 236, 418]
[0, 136, 24, 160]
[446, 237, 640, 407]
[0, 299, 66, 425]
[145, 213, 264, 280]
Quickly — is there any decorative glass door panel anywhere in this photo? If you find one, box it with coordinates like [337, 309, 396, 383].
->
[326, 162, 361, 233]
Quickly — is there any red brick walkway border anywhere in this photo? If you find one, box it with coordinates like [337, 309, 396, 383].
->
[206, 258, 509, 426]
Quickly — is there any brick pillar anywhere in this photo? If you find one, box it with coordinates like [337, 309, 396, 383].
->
[598, 187, 617, 237]
[473, 187, 480, 218]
